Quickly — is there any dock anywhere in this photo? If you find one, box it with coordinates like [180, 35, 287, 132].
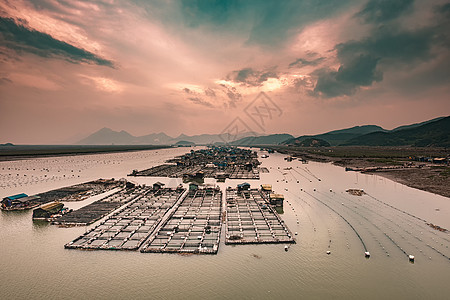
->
[65, 187, 185, 250]
[130, 146, 260, 180]
[225, 188, 295, 245]
[55, 185, 142, 226]
[1, 179, 122, 211]
[141, 187, 223, 254]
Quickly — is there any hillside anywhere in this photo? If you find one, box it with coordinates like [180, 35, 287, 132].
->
[283, 125, 385, 146]
[175, 140, 195, 146]
[343, 116, 450, 147]
[391, 116, 445, 131]
[77, 128, 136, 145]
[288, 138, 330, 147]
[231, 134, 294, 145]
[77, 128, 257, 145]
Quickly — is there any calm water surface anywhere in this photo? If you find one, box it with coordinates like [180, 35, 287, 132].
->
[1, 148, 449, 299]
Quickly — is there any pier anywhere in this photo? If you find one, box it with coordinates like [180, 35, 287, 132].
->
[225, 187, 295, 245]
[1, 179, 122, 211]
[141, 187, 222, 254]
[130, 146, 260, 180]
[55, 185, 141, 226]
[65, 187, 185, 250]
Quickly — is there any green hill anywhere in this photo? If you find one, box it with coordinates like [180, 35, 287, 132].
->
[231, 134, 294, 145]
[283, 125, 385, 146]
[343, 116, 450, 147]
[288, 138, 331, 147]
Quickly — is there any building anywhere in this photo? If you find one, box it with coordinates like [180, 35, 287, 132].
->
[32, 202, 64, 220]
[1, 194, 41, 210]
[237, 182, 251, 191]
[261, 184, 272, 192]
[269, 193, 284, 207]
[153, 182, 165, 190]
[189, 182, 199, 191]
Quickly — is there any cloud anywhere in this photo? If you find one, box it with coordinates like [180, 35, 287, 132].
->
[0, 17, 114, 67]
[0, 77, 12, 84]
[355, 0, 414, 24]
[221, 84, 242, 107]
[8, 72, 60, 90]
[188, 96, 214, 108]
[314, 54, 382, 97]
[288, 57, 325, 68]
[79, 75, 123, 93]
[182, 86, 215, 108]
[179, 0, 355, 48]
[314, 24, 437, 97]
[226, 67, 278, 86]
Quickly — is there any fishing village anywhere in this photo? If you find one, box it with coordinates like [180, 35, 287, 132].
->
[2, 146, 295, 255]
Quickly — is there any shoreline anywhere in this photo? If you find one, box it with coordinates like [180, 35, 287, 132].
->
[270, 146, 450, 199]
[0, 145, 174, 161]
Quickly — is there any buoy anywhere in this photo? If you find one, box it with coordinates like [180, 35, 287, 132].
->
[285, 245, 289, 251]
[365, 251, 370, 258]
[409, 255, 415, 262]
[326, 251, 331, 255]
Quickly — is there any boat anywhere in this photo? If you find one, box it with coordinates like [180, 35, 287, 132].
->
[326, 250, 331, 255]
[365, 251, 370, 258]
[409, 255, 415, 262]
[284, 245, 289, 251]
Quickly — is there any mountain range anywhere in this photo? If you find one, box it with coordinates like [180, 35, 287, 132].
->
[282, 116, 449, 147]
[282, 125, 386, 146]
[77, 116, 449, 147]
[342, 116, 450, 147]
[76, 128, 257, 145]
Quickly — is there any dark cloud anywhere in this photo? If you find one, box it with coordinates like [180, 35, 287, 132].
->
[0, 77, 12, 85]
[227, 67, 278, 86]
[288, 57, 325, 68]
[221, 84, 242, 108]
[204, 88, 216, 98]
[338, 28, 433, 63]
[438, 2, 450, 18]
[314, 25, 436, 97]
[0, 17, 114, 67]
[314, 54, 382, 97]
[356, 0, 414, 24]
[181, 0, 239, 26]
[188, 97, 214, 108]
[180, 0, 354, 47]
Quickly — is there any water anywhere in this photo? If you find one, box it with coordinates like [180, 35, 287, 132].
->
[1, 148, 449, 299]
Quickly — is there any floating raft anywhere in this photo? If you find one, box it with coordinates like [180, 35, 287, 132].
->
[65, 188, 185, 250]
[55, 186, 142, 226]
[225, 188, 295, 245]
[1, 179, 121, 211]
[130, 146, 260, 180]
[141, 187, 222, 254]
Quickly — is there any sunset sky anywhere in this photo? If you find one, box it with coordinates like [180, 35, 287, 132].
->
[0, 0, 449, 144]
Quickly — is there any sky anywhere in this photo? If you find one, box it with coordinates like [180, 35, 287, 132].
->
[0, 0, 449, 144]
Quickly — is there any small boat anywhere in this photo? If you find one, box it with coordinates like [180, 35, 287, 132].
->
[365, 251, 370, 258]
[284, 245, 289, 251]
[409, 255, 415, 262]
[326, 250, 331, 255]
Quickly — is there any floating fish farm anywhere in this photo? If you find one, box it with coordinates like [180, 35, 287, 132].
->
[130, 146, 260, 180]
[65, 187, 185, 249]
[225, 188, 295, 245]
[141, 187, 223, 254]
[55, 185, 141, 226]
